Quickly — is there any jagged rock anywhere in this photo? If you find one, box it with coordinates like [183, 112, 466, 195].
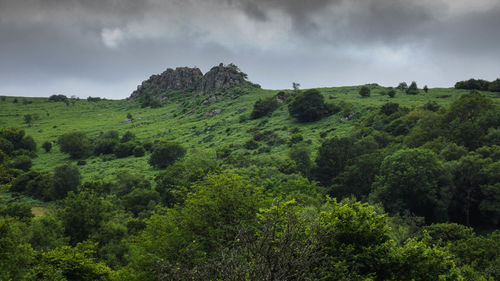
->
[129, 67, 203, 100]
[129, 63, 255, 100]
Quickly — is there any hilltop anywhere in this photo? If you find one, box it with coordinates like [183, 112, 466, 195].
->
[129, 63, 260, 102]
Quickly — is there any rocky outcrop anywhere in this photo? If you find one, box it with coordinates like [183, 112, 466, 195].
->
[130, 67, 203, 100]
[129, 63, 257, 100]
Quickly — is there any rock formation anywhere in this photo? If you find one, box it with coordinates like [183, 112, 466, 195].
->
[129, 63, 257, 100]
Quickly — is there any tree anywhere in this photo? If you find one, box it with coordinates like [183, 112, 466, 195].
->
[359, 86, 371, 97]
[397, 82, 408, 90]
[52, 163, 81, 200]
[371, 148, 449, 222]
[288, 89, 332, 122]
[58, 132, 92, 159]
[59, 191, 113, 245]
[423, 85, 429, 93]
[9, 155, 32, 171]
[313, 136, 358, 186]
[149, 141, 186, 169]
[406, 81, 419, 95]
[488, 78, 500, 92]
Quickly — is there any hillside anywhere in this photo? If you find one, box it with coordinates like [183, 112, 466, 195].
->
[1, 85, 491, 181]
[1, 72, 500, 280]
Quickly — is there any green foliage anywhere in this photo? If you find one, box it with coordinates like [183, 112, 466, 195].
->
[9, 155, 32, 171]
[380, 102, 399, 116]
[359, 85, 371, 97]
[58, 132, 93, 159]
[48, 94, 69, 103]
[59, 190, 114, 245]
[406, 81, 419, 95]
[149, 141, 186, 169]
[314, 136, 358, 186]
[371, 148, 449, 222]
[250, 96, 279, 119]
[397, 82, 408, 90]
[122, 189, 159, 217]
[32, 242, 114, 281]
[244, 139, 259, 149]
[0, 217, 35, 281]
[388, 88, 396, 98]
[52, 163, 81, 200]
[289, 89, 333, 122]
[120, 131, 136, 143]
[24, 114, 33, 126]
[488, 78, 500, 92]
[289, 143, 312, 177]
[42, 141, 52, 152]
[132, 145, 145, 157]
[114, 141, 136, 158]
[29, 215, 68, 250]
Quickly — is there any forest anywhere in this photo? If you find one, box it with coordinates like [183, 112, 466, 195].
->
[0, 81, 499, 280]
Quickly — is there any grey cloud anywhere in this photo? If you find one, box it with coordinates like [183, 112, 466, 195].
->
[0, 0, 499, 98]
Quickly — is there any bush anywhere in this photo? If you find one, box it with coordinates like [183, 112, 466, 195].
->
[58, 132, 92, 159]
[94, 138, 118, 155]
[0, 137, 14, 155]
[19, 136, 36, 152]
[359, 86, 371, 97]
[48, 94, 69, 103]
[380, 102, 399, 116]
[455, 79, 490, 91]
[120, 131, 135, 143]
[488, 79, 500, 92]
[42, 141, 52, 152]
[288, 89, 333, 122]
[250, 96, 279, 119]
[114, 142, 136, 158]
[388, 89, 396, 98]
[423, 101, 440, 112]
[9, 155, 32, 171]
[244, 139, 259, 150]
[149, 141, 186, 168]
[406, 81, 419, 95]
[133, 146, 145, 157]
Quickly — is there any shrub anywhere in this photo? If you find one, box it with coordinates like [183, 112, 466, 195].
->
[48, 94, 69, 103]
[9, 155, 32, 171]
[0, 137, 14, 155]
[94, 138, 118, 155]
[406, 81, 419, 95]
[114, 142, 136, 158]
[58, 132, 92, 159]
[423, 85, 429, 93]
[288, 134, 304, 146]
[250, 96, 279, 119]
[133, 146, 145, 157]
[244, 139, 259, 150]
[454, 79, 490, 91]
[289, 89, 333, 122]
[380, 102, 399, 116]
[423, 101, 440, 112]
[121, 131, 136, 143]
[42, 141, 52, 152]
[388, 89, 396, 98]
[149, 141, 186, 169]
[359, 86, 371, 97]
[488, 79, 500, 92]
[20, 136, 36, 152]
[143, 142, 153, 152]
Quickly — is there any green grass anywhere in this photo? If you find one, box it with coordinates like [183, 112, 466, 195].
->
[1, 87, 499, 181]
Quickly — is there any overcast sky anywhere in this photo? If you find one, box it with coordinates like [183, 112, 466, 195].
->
[1, 0, 499, 99]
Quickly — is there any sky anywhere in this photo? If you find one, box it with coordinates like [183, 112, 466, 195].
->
[0, 0, 499, 99]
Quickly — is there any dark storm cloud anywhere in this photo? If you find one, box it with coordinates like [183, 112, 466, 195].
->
[0, 0, 499, 98]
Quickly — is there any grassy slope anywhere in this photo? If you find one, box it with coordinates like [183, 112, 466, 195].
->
[1, 86, 499, 183]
